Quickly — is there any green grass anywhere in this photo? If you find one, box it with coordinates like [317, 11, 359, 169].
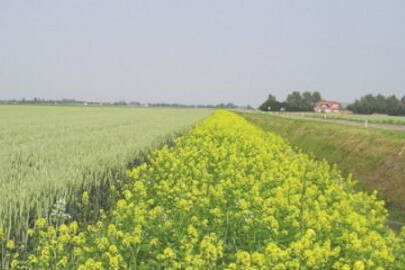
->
[239, 112, 405, 231]
[288, 111, 405, 125]
[0, 105, 211, 265]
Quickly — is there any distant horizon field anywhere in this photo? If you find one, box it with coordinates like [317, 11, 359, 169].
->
[0, 104, 212, 265]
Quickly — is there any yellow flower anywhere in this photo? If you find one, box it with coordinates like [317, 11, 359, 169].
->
[109, 244, 118, 254]
[107, 224, 117, 236]
[59, 224, 69, 234]
[34, 218, 47, 229]
[57, 256, 68, 267]
[251, 252, 265, 266]
[150, 238, 159, 247]
[123, 190, 133, 200]
[163, 247, 175, 259]
[6, 240, 15, 249]
[11, 259, 20, 268]
[116, 199, 127, 209]
[235, 250, 251, 266]
[27, 228, 35, 237]
[73, 247, 83, 257]
[69, 221, 79, 234]
[96, 237, 109, 251]
[187, 225, 199, 239]
[40, 247, 51, 262]
[353, 261, 365, 270]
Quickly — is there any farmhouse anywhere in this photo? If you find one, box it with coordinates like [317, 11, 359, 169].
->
[314, 100, 343, 113]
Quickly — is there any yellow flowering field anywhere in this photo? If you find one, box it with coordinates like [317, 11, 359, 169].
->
[4, 111, 405, 269]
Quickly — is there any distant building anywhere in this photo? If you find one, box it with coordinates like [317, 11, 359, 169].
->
[314, 100, 343, 113]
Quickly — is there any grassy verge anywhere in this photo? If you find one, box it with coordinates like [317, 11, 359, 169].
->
[239, 112, 405, 231]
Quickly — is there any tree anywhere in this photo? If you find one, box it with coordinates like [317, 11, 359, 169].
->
[386, 95, 402, 115]
[285, 91, 302, 111]
[375, 94, 387, 114]
[312, 91, 322, 104]
[347, 94, 405, 116]
[258, 94, 282, 111]
[302, 92, 313, 111]
[259, 91, 323, 112]
[301, 91, 322, 111]
[363, 94, 377, 114]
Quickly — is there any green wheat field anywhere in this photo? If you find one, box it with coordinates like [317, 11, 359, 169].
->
[0, 105, 211, 267]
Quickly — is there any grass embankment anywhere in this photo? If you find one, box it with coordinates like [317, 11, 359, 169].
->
[240, 112, 405, 230]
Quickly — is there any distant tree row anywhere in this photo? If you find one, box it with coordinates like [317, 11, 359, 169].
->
[0, 98, 255, 110]
[0, 98, 91, 105]
[259, 91, 322, 112]
[144, 102, 254, 109]
[0, 98, 106, 105]
[347, 94, 405, 116]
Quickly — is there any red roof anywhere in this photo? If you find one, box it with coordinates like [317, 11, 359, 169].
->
[316, 100, 342, 106]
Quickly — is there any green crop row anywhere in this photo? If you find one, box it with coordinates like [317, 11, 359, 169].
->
[5, 110, 405, 269]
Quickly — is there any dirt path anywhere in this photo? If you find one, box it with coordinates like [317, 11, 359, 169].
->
[268, 113, 405, 132]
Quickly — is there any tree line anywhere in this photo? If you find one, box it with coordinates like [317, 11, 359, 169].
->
[145, 102, 253, 109]
[0, 98, 254, 110]
[347, 94, 405, 116]
[259, 91, 322, 112]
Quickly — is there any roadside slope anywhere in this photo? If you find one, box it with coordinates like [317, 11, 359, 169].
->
[239, 112, 405, 230]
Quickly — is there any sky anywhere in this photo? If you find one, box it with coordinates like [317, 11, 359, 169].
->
[0, 1, 404, 106]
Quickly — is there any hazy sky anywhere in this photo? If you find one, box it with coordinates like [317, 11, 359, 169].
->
[1, 1, 404, 106]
